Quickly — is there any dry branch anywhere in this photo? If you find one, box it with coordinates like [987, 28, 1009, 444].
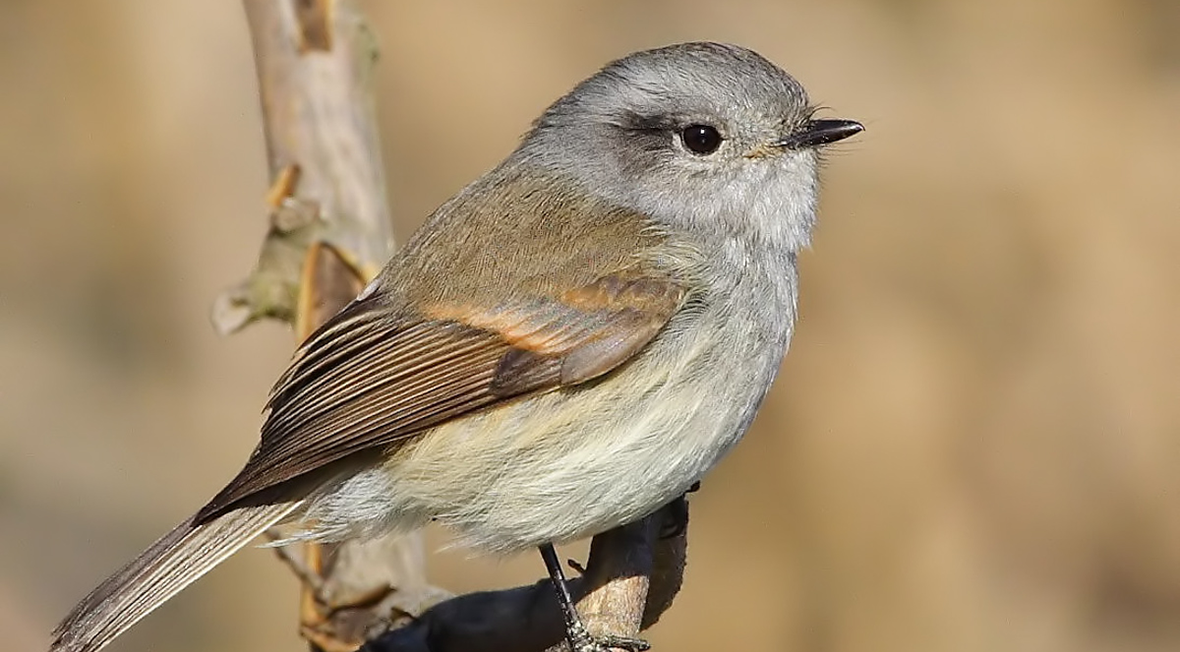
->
[218, 1, 688, 649]
[362, 501, 688, 652]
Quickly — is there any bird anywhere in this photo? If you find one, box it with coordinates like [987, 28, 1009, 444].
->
[50, 41, 862, 652]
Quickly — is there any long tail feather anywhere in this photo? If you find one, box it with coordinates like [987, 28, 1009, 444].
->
[50, 501, 301, 652]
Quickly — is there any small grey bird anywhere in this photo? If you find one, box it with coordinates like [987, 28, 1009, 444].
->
[51, 41, 861, 652]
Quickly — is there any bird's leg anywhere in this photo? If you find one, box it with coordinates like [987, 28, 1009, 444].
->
[538, 543, 651, 652]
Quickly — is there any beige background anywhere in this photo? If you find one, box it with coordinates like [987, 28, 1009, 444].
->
[3, 1, 1179, 651]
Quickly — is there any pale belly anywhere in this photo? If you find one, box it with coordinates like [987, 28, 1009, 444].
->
[295, 301, 792, 553]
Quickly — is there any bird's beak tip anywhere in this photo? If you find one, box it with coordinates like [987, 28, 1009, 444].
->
[775, 119, 864, 149]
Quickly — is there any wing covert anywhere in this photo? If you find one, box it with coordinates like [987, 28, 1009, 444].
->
[195, 270, 688, 522]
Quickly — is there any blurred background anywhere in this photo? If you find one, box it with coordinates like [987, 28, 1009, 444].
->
[3, 1, 1179, 651]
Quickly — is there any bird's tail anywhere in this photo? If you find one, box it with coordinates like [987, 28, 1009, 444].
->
[50, 501, 301, 652]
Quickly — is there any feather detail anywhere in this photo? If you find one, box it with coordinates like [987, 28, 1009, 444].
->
[50, 501, 300, 652]
[195, 269, 687, 522]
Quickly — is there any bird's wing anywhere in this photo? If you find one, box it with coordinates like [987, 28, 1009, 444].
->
[196, 268, 687, 521]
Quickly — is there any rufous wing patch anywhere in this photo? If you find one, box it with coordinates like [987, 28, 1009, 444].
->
[198, 269, 686, 521]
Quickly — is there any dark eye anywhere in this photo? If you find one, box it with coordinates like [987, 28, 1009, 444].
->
[680, 124, 722, 155]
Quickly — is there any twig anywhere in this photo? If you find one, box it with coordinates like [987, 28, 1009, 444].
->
[265, 529, 326, 595]
[226, 1, 424, 649]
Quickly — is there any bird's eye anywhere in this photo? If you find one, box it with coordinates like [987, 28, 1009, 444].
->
[680, 124, 722, 155]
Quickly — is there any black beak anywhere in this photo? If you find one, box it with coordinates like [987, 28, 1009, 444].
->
[774, 119, 864, 149]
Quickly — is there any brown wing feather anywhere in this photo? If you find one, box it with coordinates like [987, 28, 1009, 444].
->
[195, 271, 686, 522]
